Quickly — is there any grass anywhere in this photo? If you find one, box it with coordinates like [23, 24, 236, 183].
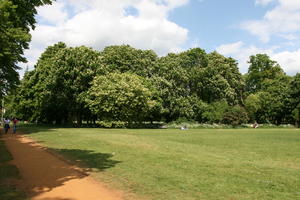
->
[20, 126, 300, 200]
[0, 138, 28, 200]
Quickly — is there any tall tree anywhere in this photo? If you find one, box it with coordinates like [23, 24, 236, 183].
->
[100, 45, 158, 77]
[85, 72, 159, 123]
[199, 52, 244, 104]
[289, 73, 300, 127]
[246, 54, 284, 93]
[0, 0, 52, 98]
[14, 43, 103, 124]
[155, 48, 208, 121]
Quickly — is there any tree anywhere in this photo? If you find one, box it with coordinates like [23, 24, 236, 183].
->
[85, 72, 159, 123]
[14, 43, 103, 124]
[100, 45, 158, 77]
[13, 42, 67, 122]
[0, 0, 52, 98]
[202, 100, 229, 123]
[289, 73, 300, 127]
[197, 52, 244, 105]
[244, 94, 261, 122]
[223, 105, 249, 126]
[155, 48, 208, 122]
[246, 54, 284, 93]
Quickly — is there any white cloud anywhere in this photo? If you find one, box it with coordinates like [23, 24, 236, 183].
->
[216, 41, 245, 55]
[20, 0, 189, 76]
[272, 50, 300, 75]
[36, 1, 68, 25]
[242, 0, 300, 42]
[217, 42, 274, 74]
[216, 41, 300, 75]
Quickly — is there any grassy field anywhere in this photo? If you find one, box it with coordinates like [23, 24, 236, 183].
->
[20, 127, 300, 200]
[0, 137, 28, 200]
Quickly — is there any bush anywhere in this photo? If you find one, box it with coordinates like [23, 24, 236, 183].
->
[223, 106, 249, 126]
[98, 121, 126, 128]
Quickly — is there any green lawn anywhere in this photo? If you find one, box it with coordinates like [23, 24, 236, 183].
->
[21, 127, 300, 200]
[0, 138, 28, 200]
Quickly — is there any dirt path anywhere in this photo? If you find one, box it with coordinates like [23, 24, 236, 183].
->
[3, 134, 124, 200]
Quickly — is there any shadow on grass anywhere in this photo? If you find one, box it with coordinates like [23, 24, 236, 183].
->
[0, 135, 28, 200]
[18, 124, 57, 135]
[20, 148, 121, 199]
[2, 134, 122, 199]
[0, 138, 13, 163]
[54, 148, 121, 172]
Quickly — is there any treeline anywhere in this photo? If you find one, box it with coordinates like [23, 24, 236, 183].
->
[5, 42, 300, 127]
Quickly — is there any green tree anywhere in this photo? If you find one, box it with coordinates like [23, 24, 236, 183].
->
[13, 43, 67, 122]
[244, 54, 291, 124]
[198, 52, 244, 104]
[100, 45, 158, 77]
[246, 54, 284, 93]
[244, 94, 261, 122]
[289, 73, 300, 127]
[85, 72, 158, 123]
[202, 100, 229, 123]
[223, 105, 249, 126]
[155, 48, 208, 122]
[0, 0, 52, 98]
[14, 43, 103, 124]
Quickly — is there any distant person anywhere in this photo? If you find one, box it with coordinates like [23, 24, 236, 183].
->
[3, 118, 10, 134]
[253, 122, 258, 128]
[12, 118, 18, 134]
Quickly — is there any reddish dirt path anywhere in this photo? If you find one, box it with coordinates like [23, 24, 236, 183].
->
[4, 134, 124, 200]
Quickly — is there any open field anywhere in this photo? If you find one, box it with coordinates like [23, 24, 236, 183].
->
[20, 127, 300, 200]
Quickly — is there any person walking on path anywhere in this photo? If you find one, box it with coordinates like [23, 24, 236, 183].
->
[12, 118, 18, 134]
[3, 118, 10, 134]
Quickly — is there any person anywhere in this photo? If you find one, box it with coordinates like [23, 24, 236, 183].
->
[3, 118, 10, 134]
[253, 122, 258, 128]
[12, 118, 18, 134]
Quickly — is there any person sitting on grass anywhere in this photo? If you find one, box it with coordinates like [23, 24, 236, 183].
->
[253, 122, 259, 128]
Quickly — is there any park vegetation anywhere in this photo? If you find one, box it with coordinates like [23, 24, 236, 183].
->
[0, 0, 52, 99]
[3, 42, 300, 127]
[1, 0, 299, 128]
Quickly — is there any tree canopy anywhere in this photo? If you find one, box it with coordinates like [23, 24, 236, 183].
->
[6, 43, 300, 127]
[0, 0, 52, 99]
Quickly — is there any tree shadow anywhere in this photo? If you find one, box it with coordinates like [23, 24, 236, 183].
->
[4, 135, 121, 200]
[24, 148, 122, 198]
[54, 148, 121, 172]
[18, 125, 56, 135]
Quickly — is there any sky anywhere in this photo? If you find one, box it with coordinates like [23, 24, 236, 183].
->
[20, 0, 300, 76]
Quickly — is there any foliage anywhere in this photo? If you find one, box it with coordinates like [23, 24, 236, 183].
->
[199, 52, 244, 104]
[14, 43, 102, 124]
[244, 93, 261, 122]
[0, 0, 52, 99]
[85, 72, 159, 123]
[100, 45, 158, 77]
[289, 73, 300, 127]
[9, 43, 299, 126]
[202, 100, 229, 123]
[246, 54, 285, 93]
[222, 105, 249, 126]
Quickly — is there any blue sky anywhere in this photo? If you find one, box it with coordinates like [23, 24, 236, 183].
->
[170, 0, 268, 51]
[21, 0, 300, 75]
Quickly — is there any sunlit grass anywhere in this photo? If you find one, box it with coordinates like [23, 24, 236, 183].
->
[21, 127, 300, 200]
